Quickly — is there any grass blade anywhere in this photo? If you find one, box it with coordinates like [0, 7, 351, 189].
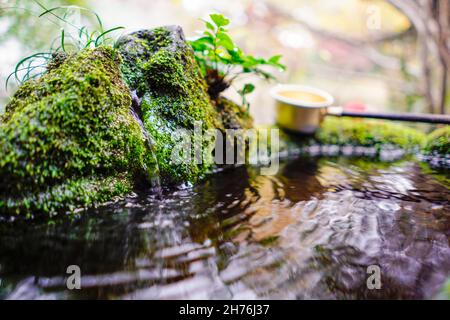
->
[6, 64, 47, 89]
[61, 29, 66, 52]
[35, 1, 82, 32]
[95, 27, 125, 47]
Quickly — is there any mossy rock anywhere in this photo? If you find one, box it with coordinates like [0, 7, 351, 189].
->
[216, 97, 253, 130]
[0, 47, 158, 219]
[118, 26, 226, 184]
[0, 26, 254, 219]
[315, 118, 426, 150]
[423, 126, 450, 156]
[270, 117, 427, 160]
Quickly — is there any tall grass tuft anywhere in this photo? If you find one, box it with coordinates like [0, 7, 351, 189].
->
[5, 0, 125, 89]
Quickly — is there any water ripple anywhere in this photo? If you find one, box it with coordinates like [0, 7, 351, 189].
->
[0, 157, 449, 300]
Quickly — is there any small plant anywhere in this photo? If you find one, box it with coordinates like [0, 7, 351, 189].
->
[6, 1, 124, 89]
[189, 13, 286, 110]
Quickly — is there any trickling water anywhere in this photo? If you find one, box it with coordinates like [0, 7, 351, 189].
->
[130, 90, 161, 191]
[0, 157, 449, 300]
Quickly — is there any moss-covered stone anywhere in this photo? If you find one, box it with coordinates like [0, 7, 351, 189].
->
[216, 97, 253, 130]
[0, 47, 157, 218]
[46, 52, 69, 72]
[423, 126, 450, 156]
[268, 118, 427, 161]
[1, 175, 133, 219]
[0, 25, 255, 218]
[118, 26, 225, 184]
[315, 118, 426, 150]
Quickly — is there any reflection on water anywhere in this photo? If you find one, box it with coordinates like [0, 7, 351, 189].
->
[0, 157, 449, 300]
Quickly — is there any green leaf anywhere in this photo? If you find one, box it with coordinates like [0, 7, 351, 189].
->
[268, 54, 286, 70]
[217, 32, 235, 51]
[269, 55, 282, 64]
[190, 41, 208, 52]
[227, 53, 242, 64]
[193, 36, 214, 46]
[204, 20, 215, 31]
[239, 83, 255, 95]
[228, 47, 244, 61]
[210, 14, 230, 27]
[242, 55, 263, 67]
[203, 30, 214, 38]
[218, 55, 233, 64]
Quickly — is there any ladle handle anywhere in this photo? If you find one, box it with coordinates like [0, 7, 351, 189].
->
[327, 106, 450, 125]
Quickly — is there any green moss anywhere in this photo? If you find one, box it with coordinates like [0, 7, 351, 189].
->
[46, 52, 69, 72]
[316, 118, 426, 150]
[0, 46, 157, 218]
[0, 175, 133, 219]
[143, 51, 188, 94]
[118, 26, 223, 184]
[262, 118, 427, 161]
[117, 28, 174, 96]
[419, 162, 450, 187]
[423, 126, 450, 156]
[216, 97, 253, 130]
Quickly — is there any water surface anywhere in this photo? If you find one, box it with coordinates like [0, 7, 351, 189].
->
[0, 156, 449, 299]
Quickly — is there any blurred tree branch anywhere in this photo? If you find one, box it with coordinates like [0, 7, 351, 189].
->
[266, 2, 407, 70]
[387, 0, 449, 114]
[266, 0, 448, 114]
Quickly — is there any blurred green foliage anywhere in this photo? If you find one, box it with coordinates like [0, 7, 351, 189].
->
[423, 126, 450, 156]
[0, 0, 88, 51]
[316, 118, 426, 150]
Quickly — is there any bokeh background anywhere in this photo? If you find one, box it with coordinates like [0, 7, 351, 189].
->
[1, 0, 449, 124]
